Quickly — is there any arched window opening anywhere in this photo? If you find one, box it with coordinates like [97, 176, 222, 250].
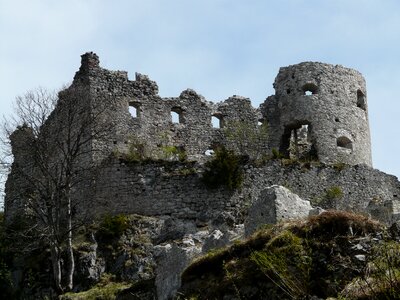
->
[302, 83, 318, 96]
[337, 136, 353, 150]
[212, 115, 223, 128]
[129, 102, 140, 118]
[357, 90, 366, 111]
[171, 107, 184, 124]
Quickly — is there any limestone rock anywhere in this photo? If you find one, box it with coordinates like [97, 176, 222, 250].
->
[245, 185, 312, 236]
[309, 206, 326, 216]
[154, 243, 201, 300]
[202, 230, 229, 253]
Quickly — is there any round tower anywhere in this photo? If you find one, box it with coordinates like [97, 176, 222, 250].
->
[263, 62, 372, 166]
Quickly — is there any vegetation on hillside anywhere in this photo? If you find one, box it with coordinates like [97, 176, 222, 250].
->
[179, 211, 400, 299]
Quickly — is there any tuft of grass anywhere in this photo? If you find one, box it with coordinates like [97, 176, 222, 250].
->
[60, 282, 131, 300]
[297, 210, 383, 238]
[159, 145, 187, 162]
[340, 241, 400, 299]
[271, 148, 284, 159]
[325, 186, 344, 201]
[332, 162, 347, 171]
[251, 230, 311, 299]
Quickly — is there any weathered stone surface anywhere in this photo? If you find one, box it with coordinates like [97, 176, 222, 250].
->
[75, 236, 105, 289]
[309, 207, 326, 216]
[245, 185, 312, 236]
[154, 243, 201, 300]
[6, 53, 400, 229]
[202, 230, 229, 253]
[261, 62, 372, 166]
[6, 52, 400, 300]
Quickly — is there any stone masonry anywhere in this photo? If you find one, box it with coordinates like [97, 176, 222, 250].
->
[262, 62, 372, 166]
[4, 52, 399, 226]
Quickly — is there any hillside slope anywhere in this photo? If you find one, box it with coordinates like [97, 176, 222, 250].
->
[179, 211, 400, 300]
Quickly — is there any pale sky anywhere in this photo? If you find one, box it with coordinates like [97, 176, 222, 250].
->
[1, 0, 399, 185]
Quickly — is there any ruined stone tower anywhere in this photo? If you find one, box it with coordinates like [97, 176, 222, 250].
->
[263, 62, 372, 166]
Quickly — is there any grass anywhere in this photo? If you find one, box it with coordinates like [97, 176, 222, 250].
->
[325, 186, 344, 201]
[340, 241, 400, 299]
[60, 274, 131, 300]
[180, 211, 386, 299]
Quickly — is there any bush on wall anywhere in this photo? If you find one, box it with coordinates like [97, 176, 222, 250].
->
[202, 146, 243, 190]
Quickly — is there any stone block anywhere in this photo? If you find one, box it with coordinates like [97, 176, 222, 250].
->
[245, 185, 312, 237]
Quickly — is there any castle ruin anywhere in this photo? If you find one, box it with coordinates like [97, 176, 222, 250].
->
[4, 52, 399, 226]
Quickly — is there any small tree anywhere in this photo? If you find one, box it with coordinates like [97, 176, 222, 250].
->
[1, 85, 113, 293]
[202, 146, 243, 190]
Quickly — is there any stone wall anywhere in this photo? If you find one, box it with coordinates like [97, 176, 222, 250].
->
[90, 158, 400, 225]
[5, 52, 387, 225]
[262, 62, 372, 166]
[72, 52, 263, 164]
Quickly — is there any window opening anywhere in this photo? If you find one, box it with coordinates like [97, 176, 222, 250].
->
[129, 102, 140, 118]
[337, 136, 353, 150]
[171, 107, 184, 124]
[212, 115, 223, 128]
[302, 83, 318, 96]
[280, 122, 317, 160]
[357, 90, 366, 111]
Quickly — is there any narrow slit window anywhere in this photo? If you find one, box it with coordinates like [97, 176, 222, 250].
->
[357, 90, 366, 111]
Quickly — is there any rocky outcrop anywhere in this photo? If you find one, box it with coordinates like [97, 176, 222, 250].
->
[154, 225, 244, 299]
[179, 211, 390, 300]
[155, 243, 202, 300]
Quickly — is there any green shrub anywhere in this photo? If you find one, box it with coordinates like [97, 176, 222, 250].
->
[271, 148, 284, 159]
[160, 145, 187, 161]
[125, 141, 146, 162]
[202, 146, 243, 190]
[98, 215, 130, 239]
[325, 186, 344, 200]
